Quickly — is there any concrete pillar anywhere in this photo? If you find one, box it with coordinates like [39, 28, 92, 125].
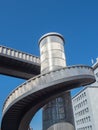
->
[39, 32, 74, 130]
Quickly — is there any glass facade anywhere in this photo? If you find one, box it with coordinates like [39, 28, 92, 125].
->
[43, 92, 74, 130]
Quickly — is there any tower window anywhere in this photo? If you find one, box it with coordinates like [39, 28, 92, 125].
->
[96, 72, 98, 77]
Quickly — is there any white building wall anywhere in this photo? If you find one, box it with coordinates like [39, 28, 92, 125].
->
[72, 88, 94, 130]
[72, 87, 98, 130]
[72, 58, 98, 130]
[87, 87, 98, 130]
[91, 59, 98, 86]
[91, 68, 98, 86]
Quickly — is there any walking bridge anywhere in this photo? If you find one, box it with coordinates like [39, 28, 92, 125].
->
[0, 45, 95, 130]
[0, 45, 40, 79]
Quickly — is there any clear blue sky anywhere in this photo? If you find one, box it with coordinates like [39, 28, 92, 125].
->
[0, 0, 98, 130]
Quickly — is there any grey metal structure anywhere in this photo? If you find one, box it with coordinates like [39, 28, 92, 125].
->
[0, 32, 96, 130]
[39, 32, 66, 73]
[47, 122, 74, 130]
[39, 32, 74, 130]
[0, 45, 40, 79]
[1, 65, 95, 130]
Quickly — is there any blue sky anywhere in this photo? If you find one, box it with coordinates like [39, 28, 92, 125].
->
[0, 0, 98, 130]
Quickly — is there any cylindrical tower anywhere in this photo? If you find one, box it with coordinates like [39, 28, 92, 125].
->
[39, 32, 74, 130]
[39, 32, 66, 73]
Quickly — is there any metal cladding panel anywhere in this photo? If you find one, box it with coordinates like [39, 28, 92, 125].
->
[39, 35, 66, 73]
[42, 92, 74, 130]
[39, 33, 74, 130]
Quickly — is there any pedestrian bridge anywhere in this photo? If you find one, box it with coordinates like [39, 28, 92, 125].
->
[0, 45, 40, 79]
[1, 65, 95, 130]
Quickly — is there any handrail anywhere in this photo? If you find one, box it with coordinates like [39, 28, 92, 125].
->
[0, 45, 40, 64]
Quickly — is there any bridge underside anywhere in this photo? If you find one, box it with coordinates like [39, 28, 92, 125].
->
[0, 55, 40, 79]
[1, 66, 95, 130]
[1, 78, 95, 130]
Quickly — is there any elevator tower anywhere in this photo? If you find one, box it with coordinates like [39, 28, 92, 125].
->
[39, 32, 74, 130]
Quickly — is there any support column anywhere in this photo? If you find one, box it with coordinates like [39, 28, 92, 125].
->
[39, 32, 74, 130]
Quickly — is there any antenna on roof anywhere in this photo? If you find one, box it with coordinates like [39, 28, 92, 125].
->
[91, 58, 94, 64]
[96, 58, 98, 62]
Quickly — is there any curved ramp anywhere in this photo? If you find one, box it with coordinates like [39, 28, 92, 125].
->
[1, 65, 95, 130]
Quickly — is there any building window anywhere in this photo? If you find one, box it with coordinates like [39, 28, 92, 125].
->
[90, 125, 92, 130]
[96, 72, 98, 77]
[84, 118, 86, 123]
[84, 92, 86, 97]
[88, 116, 91, 121]
[86, 108, 89, 112]
[84, 99, 87, 105]
[82, 93, 84, 98]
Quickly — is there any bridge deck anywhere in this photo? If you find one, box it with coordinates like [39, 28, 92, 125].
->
[0, 45, 40, 79]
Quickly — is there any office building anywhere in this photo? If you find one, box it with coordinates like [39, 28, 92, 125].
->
[72, 58, 98, 130]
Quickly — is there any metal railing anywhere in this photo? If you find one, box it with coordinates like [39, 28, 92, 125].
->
[0, 45, 40, 64]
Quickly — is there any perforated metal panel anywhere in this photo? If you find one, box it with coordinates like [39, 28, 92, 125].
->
[39, 34, 66, 73]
